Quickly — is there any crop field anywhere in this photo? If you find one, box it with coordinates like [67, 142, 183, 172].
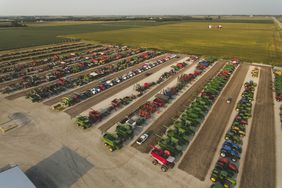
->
[0, 21, 170, 51]
[26, 21, 108, 27]
[0, 40, 281, 188]
[67, 21, 282, 65]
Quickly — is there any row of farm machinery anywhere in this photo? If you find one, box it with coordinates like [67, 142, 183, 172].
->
[74, 61, 188, 128]
[3, 41, 277, 186]
[0, 44, 102, 75]
[51, 53, 174, 110]
[0, 43, 101, 81]
[273, 68, 282, 102]
[22, 51, 162, 102]
[0, 42, 85, 63]
[210, 80, 257, 188]
[1, 47, 149, 93]
[0, 42, 88, 66]
[101, 58, 217, 152]
[149, 62, 237, 172]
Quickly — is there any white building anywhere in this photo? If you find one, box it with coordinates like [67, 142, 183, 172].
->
[0, 165, 36, 188]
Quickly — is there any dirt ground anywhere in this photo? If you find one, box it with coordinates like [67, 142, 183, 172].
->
[240, 67, 276, 188]
[178, 64, 249, 181]
[1, 42, 280, 188]
[131, 61, 226, 153]
[64, 55, 185, 118]
[0, 95, 209, 188]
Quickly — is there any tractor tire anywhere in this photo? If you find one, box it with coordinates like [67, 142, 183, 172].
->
[152, 160, 158, 165]
[161, 166, 168, 172]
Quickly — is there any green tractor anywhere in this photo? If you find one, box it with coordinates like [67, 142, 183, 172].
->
[30, 93, 42, 102]
[102, 133, 122, 152]
[173, 122, 195, 137]
[62, 97, 73, 107]
[225, 130, 243, 145]
[158, 137, 182, 156]
[116, 123, 134, 142]
[210, 170, 236, 188]
[166, 127, 190, 145]
[76, 116, 92, 129]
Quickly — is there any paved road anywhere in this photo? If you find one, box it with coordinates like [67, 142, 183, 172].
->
[98, 59, 197, 132]
[64, 55, 186, 118]
[178, 64, 249, 181]
[240, 67, 276, 188]
[273, 17, 282, 29]
[132, 61, 226, 153]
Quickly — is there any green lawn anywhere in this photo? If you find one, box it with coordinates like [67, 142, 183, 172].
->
[66, 22, 282, 65]
[0, 21, 169, 51]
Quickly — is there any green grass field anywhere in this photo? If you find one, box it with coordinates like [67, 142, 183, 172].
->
[26, 21, 108, 27]
[0, 21, 169, 51]
[67, 22, 282, 65]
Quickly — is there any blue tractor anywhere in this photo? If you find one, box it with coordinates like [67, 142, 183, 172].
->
[220, 145, 240, 162]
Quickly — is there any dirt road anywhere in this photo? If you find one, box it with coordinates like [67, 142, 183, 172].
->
[98, 60, 197, 132]
[5, 51, 151, 100]
[178, 64, 249, 181]
[64, 55, 185, 118]
[240, 67, 276, 188]
[131, 61, 226, 153]
[273, 17, 282, 29]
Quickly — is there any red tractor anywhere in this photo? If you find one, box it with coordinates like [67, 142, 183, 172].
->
[153, 98, 165, 107]
[111, 98, 121, 109]
[150, 145, 175, 172]
[143, 102, 157, 113]
[276, 94, 282, 102]
[139, 109, 151, 119]
[89, 110, 102, 123]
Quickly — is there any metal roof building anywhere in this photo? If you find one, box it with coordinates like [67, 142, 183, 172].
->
[0, 166, 36, 188]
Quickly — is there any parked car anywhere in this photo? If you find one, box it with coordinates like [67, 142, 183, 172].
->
[136, 133, 149, 145]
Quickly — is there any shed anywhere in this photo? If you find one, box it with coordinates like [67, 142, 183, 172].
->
[0, 165, 36, 188]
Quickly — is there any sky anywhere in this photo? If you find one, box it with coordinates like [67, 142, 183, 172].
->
[0, 0, 281, 16]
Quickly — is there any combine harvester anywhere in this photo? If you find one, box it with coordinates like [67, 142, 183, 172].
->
[150, 145, 176, 172]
